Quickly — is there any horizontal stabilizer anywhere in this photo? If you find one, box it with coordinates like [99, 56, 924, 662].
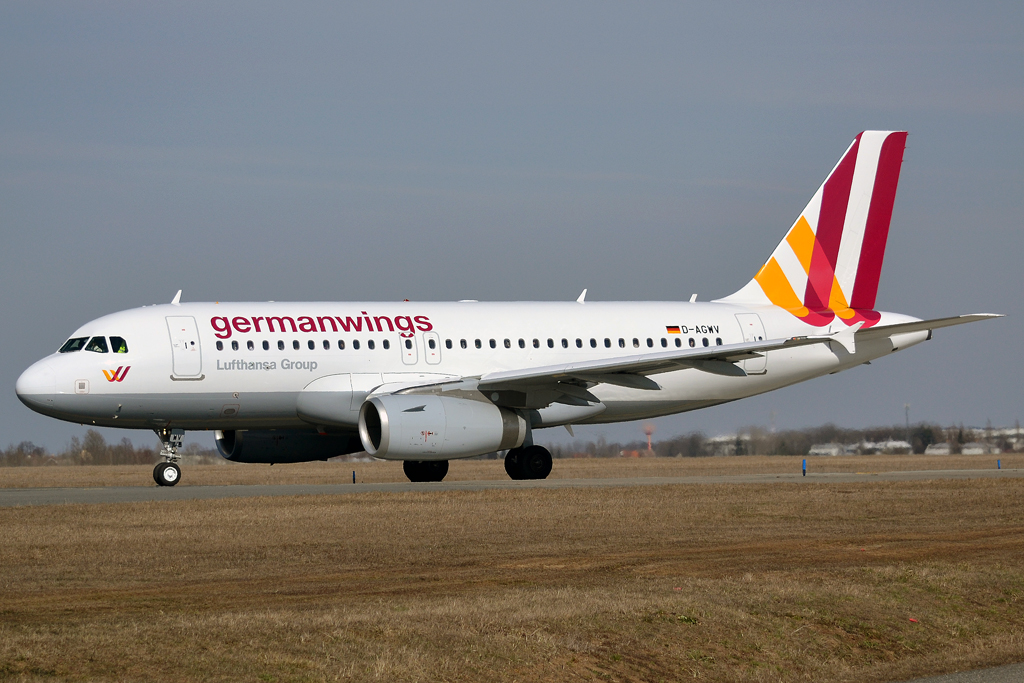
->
[856, 314, 1002, 341]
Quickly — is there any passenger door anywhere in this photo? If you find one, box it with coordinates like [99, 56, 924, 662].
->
[734, 313, 767, 374]
[166, 316, 203, 377]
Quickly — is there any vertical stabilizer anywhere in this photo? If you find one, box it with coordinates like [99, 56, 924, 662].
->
[719, 131, 907, 328]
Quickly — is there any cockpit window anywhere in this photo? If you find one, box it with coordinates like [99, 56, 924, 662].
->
[110, 336, 129, 353]
[85, 336, 109, 353]
[58, 337, 89, 353]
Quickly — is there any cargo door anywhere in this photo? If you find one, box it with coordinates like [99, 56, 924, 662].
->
[401, 334, 419, 365]
[734, 313, 767, 374]
[166, 316, 203, 378]
[422, 332, 441, 365]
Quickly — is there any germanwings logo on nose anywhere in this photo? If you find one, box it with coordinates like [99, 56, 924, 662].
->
[102, 366, 131, 382]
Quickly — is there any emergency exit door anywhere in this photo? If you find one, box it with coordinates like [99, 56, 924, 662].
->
[166, 316, 203, 377]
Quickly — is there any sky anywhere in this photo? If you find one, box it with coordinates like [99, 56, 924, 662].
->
[1, 2, 1022, 452]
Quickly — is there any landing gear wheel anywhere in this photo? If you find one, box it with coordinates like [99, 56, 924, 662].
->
[518, 445, 552, 480]
[403, 460, 449, 483]
[504, 448, 524, 480]
[154, 462, 181, 487]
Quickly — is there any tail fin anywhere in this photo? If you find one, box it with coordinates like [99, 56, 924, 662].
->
[720, 131, 908, 328]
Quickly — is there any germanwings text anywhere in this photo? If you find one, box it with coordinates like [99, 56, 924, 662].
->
[210, 312, 434, 340]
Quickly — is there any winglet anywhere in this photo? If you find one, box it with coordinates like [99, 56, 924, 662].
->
[171, 290, 182, 306]
[577, 289, 587, 304]
[830, 321, 864, 354]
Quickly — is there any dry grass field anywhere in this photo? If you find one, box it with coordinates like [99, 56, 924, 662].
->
[0, 452, 1019, 488]
[2, 469, 1024, 681]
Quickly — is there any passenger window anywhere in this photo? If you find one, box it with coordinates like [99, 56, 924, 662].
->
[689, 338, 695, 347]
[646, 338, 653, 348]
[547, 339, 554, 348]
[429, 339, 436, 349]
[489, 339, 496, 348]
[293, 340, 300, 350]
[405, 339, 412, 349]
[460, 339, 467, 349]
[619, 338, 625, 348]
[338, 340, 346, 350]
[590, 339, 597, 348]
[475, 339, 481, 349]
[85, 337, 109, 353]
[604, 338, 611, 348]
[532, 339, 539, 348]
[702, 338, 709, 347]
[446, 339, 452, 349]
[278, 340, 285, 351]
[263, 341, 270, 351]
[661, 338, 667, 347]
[216, 341, 224, 351]
[576, 339, 583, 348]
[59, 337, 89, 353]
[110, 336, 129, 353]
[322, 340, 330, 350]
[231, 341, 239, 351]
[633, 338, 639, 348]
[503, 339, 511, 348]
[518, 339, 526, 349]
[561, 338, 568, 348]
[248, 340, 255, 351]
[368, 340, 375, 350]
[675, 338, 682, 347]
[383, 339, 390, 349]
[307, 340, 315, 350]
[353, 340, 361, 350]
[716, 337, 723, 345]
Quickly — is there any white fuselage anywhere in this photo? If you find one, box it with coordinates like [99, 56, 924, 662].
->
[15, 300, 925, 437]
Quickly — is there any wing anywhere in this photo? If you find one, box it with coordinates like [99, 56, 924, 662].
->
[386, 335, 833, 409]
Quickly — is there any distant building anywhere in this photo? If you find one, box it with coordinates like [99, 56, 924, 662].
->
[924, 443, 952, 455]
[809, 443, 843, 456]
[961, 442, 990, 455]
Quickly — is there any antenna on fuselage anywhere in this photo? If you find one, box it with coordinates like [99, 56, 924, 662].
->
[576, 289, 587, 304]
[171, 290, 182, 306]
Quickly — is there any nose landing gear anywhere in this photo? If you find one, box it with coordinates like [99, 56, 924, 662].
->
[154, 427, 185, 487]
[154, 461, 181, 486]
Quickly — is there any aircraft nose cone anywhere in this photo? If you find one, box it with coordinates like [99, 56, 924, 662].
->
[16, 360, 56, 408]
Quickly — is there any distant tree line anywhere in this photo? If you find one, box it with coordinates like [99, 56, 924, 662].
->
[0, 430, 219, 467]
[547, 422, 1021, 458]
[2, 422, 1020, 466]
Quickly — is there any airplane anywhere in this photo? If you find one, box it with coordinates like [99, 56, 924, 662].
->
[16, 131, 1001, 486]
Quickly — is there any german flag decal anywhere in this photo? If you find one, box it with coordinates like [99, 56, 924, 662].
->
[666, 326, 681, 334]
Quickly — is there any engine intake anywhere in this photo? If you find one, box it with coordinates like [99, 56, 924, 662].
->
[215, 429, 361, 464]
[358, 395, 526, 460]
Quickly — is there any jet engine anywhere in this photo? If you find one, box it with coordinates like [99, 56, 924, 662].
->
[358, 395, 526, 460]
[215, 429, 362, 464]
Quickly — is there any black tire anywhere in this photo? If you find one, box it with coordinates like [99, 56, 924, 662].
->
[519, 446, 552, 480]
[504, 448, 523, 480]
[154, 462, 181, 487]
[403, 460, 449, 483]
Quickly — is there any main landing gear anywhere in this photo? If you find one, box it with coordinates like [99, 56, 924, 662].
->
[154, 427, 184, 487]
[504, 445, 553, 480]
[403, 460, 449, 483]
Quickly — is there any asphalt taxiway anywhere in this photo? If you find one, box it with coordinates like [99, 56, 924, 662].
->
[0, 468, 1019, 507]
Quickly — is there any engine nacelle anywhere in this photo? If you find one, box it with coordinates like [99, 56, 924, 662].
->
[215, 429, 362, 464]
[358, 395, 526, 460]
